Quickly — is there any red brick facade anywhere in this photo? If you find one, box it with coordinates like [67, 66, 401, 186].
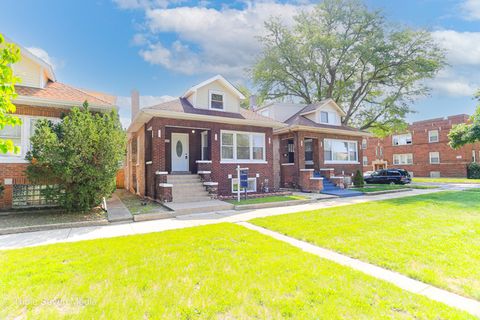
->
[129, 117, 274, 200]
[363, 114, 480, 177]
[0, 105, 67, 209]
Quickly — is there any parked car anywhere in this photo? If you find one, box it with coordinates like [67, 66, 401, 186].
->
[364, 169, 411, 185]
[363, 171, 374, 179]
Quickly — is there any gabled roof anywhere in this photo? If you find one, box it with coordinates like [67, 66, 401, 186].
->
[182, 75, 246, 100]
[299, 99, 347, 117]
[4, 36, 56, 82]
[128, 98, 285, 133]
[15, 81, 116, 111]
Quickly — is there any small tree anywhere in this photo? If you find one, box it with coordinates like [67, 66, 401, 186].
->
[449, 90, 480, 150]
[353, 170, 364, 187]
[26, 102, 126, 211]
[0, 33, 22, 154]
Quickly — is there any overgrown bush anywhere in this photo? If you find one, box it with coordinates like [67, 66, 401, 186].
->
[26, 102, 126, 212]
[353, 170, 364, 187]
[467, 162, 480, 179]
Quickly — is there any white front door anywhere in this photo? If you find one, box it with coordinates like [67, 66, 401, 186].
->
[171, 133, 189, 172]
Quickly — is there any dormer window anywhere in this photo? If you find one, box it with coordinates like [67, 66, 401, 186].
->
[209, 91, 224, 110]
[320, 111, 329, 123]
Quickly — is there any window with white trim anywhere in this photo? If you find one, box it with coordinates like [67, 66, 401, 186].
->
[324, 139, 358, 163]
[221, 131, 265, 162]
[392, 133, 412, 146]
[209, 91, 224, 110]
[0, 124, 22, 155]
[231, 178, 257, 193]
[363, 156, 368, 166]
[428, 130, 439, 143]
[361, 139, 367, 149]
[320, 111, 329, 123]
[0, 116, 60, 160]
[473, 150, 477, 163]
[393, 153, 413, 165]
[429, 152, 440, 164]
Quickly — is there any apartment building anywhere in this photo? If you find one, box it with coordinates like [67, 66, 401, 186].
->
[363, 114, 480, 177]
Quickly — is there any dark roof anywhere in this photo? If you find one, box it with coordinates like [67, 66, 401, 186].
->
[284, 105, 362, 132]
[145, 98, 280, 123]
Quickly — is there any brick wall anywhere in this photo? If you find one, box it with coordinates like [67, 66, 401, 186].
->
[0, 105, 68, 209]
[363, 114, 480, 177]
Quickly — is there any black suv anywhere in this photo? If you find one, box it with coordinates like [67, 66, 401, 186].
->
[364, 169, 411, 185]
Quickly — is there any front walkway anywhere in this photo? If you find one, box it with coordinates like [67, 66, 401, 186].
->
[0, 188, 440, 250]
[239, 222, 480, 318]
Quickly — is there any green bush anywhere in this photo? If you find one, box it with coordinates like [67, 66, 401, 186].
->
[467, 162, 480, 179]
[353, 170, 364, 187]
[26, 102, 126, 212]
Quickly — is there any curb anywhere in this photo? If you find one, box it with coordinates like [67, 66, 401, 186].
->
[133, 212, 174, 222]
[233, 199, 313, 211]
[363, 188, 413, 196]
[0, 219, 109, 236]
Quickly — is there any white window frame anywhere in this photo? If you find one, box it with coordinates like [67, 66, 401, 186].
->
[209, 90, 225, 111]
[392, 133, 412, 146]
[428, 130, 439, 143]
[0, 115, 60, 163]
[472, 150, 476, 163]
[361, 139, 367, 150]
[429, 151, 440, 164]
[231, 177, 257, 193]
[393, 153, 413, 165]
[201, 131, 208, 160]
[319, 111, 329, 124]
[324, 138, 359, 164]
[220, 130, 266, 164]
[363, 156, 368, 166]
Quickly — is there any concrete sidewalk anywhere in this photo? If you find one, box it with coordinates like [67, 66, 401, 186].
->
[0, 188, 442, 250]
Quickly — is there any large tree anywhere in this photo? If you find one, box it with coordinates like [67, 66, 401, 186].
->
[0, 33, 22, 153]
[449, 91, 480, 149]
[26, 102, 126, 212]
[252, 0, 445, 135]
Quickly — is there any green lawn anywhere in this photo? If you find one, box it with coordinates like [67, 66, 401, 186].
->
[0, 224, 471, 319]
[251, 191, 480, 300]
[352, 184, 435, 193]
[413, 177, 480, 184]
[227, 195, 308, 205]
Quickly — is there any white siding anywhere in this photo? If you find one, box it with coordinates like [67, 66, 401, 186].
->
[187, 79, 240, 113]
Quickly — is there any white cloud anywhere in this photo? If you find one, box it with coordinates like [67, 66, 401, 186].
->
[428, 69, 478, 97]
[432, 30, 480, 65]
[116, 94, 176, 127]
[26, 47, 63, 70]
[130, 2, 313, 78]
[461, 0, 480, 20]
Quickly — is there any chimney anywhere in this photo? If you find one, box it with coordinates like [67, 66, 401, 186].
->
[131, 90, 139, 120]
[249, 95, 257, 111]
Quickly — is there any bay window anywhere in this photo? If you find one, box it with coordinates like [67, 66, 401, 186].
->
[324, 139, 358, 163]
[221, 131, 266, 162]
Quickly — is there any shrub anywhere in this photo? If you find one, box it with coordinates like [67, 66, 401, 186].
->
[26, 102, 126, 212]
[467, 162, 480, 179]
[353, 170, 364, 187]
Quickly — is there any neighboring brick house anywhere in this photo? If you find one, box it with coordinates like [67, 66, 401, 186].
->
[0, 38, 116, 209]
[362, 114, 480, 177]
[256, 99, 370, 191]
[126, 75, 284, 203]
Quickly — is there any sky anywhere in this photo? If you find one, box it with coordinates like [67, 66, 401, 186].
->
[1, 0, 479, 127]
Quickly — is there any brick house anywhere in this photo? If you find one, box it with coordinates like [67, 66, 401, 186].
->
[362, 114, 480, 177]
[256, 99, 370, 191]
[0, 38, 116, 209]
[125, 75, 284, 203]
